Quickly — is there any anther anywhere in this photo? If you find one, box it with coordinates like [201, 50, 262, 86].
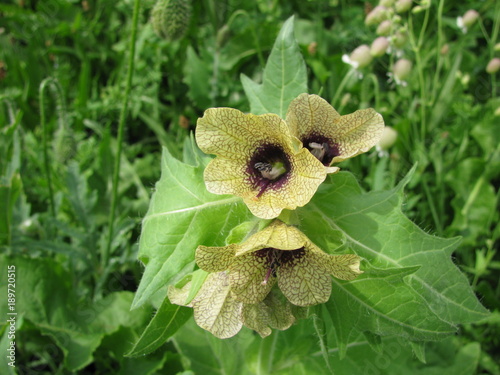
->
[309, 142, 329, 162]
[254, 161, 286, 181]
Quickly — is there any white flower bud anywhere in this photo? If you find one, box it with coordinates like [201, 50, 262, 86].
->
[349, 45, 373, 68]
[393, 58, 412, 81]
[395, 0, 412, 13]
[462, 10, 479, 28]
[486, 58, 500, 74]
[377, 126, 398, 150]
[371, 37, 389, 57]
[377, 20, 392, 36]
[365, 6, 389, 26]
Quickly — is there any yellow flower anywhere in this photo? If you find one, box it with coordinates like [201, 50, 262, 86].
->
[285, 94, 385, 169]
[168, 272, 297, 338]
[195, 108, 326, 219]
[196, 220, 363, 307]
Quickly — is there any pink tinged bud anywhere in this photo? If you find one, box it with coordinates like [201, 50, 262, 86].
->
[393, 58, 412, 81]
[486, 58, 500, 74]
[350, 45, 373, 68]
[378, 127, 398, 150]
[377, 20, 392, 36]
[395, 0, 412, 13]
[462, 10, 479, 28]
[371, 37, 389, 57]
[365, 6, 389, 26]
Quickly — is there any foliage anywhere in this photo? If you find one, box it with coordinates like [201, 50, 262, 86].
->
[0, 0, 499, 374]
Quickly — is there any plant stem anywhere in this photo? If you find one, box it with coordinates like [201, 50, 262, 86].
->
[422, 175, 443, 235]
[409, 10, 428, 144]
[331, 68, 356, 108]
[39, 78, 58, 220]
[102, 0, 141, 272]
[431, 0, 445, 105]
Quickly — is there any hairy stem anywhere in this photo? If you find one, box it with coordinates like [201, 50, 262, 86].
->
[102, 0, 141, 273]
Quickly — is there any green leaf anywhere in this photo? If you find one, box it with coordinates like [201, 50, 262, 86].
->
[241, 16, 307, 118]
[0, 255, 151, 371]
[126, 296, 192, 357]
[132, 145, 253, 309]
[297, 167, 489, 353]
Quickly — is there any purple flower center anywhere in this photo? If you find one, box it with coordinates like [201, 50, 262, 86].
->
[302, 134, 339, 165]
[247, 144, 291, 199]
[254, 247, 306, 285]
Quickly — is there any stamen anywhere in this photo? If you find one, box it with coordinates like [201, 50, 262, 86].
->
[309, 142, 329, 162]
[255, 161, 286, 180]
[261, 267, 273, 285]
[255, 162, 273, 173]
[262, 249, 282, 284]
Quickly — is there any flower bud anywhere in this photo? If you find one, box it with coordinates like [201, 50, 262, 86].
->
[395, 0, 412, 13]
[412, 5, 424, 14]
[365, 6, 389, 26]
[377, 20, 392, 36]
[460, 72, 470, 86]
[495, 43, 500, 52]
[308, 41, 318, 56]
[494, 107, 500, 117]
[371, 37, 389, 57]
[392, 31, 408, 48]
[349, 45, 373, 68]
[462, 10, 479, 29]
[152, 0, 192, 41]
[393, 58, 412, 81]
[486, 58, 500, 74]
[440, 44, 449, 55]
[377, 126, 398, 150]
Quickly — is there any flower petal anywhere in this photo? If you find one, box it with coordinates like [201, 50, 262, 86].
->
[277, 251, 333, 306]
[167, 281, 193, 307]
[236, 220, 307, 256]
[203, 156, 248, 196]
[329, 109, 385, 163]
[262, 291, 295, 331]
[285, 93, 341, 139]
[196, 108, 290, 158]
[241, 302, 272, 338]
[191, 272, 243, 339]
[228, 252, 275, 304]
[241, 291, 295, 338]
[312, 252, 363, 280]
[196, 244, 237, 272]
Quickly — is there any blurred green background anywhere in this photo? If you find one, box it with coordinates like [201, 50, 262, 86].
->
[1, 0, 499, 373]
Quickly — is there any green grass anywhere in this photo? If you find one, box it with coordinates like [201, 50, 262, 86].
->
[1, 0, 499, 374]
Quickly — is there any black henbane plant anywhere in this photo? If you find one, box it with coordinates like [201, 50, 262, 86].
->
[128, 16, 488, 367]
